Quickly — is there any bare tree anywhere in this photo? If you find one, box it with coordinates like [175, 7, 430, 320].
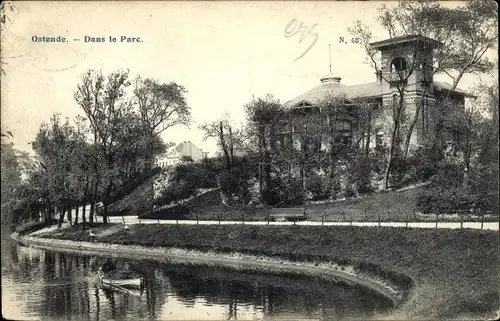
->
[199, 113, 243, 169]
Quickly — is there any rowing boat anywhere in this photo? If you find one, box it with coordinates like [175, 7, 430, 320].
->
[98, 270, 144, 289]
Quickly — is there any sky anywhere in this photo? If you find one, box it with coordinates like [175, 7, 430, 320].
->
[1, 1, 492, 156]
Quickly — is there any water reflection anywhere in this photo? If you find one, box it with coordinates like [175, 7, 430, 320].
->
[2, 241, 392, 320]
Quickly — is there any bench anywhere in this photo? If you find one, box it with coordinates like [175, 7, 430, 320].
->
[269, 208, 306, 222]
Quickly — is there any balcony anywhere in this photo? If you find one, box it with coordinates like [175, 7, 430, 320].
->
[388, 70, 409, 85]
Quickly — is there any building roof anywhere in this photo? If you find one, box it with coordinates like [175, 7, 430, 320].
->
[433, 81, 477, 98]
[284, 76, 474, 108]
[284, 74, 384, 108]
[369, 35, 442, 50]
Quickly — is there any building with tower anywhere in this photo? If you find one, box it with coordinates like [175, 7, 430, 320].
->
[283, 35, 474, 155]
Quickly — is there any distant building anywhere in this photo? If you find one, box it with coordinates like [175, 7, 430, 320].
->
[14, 150, 41, 181]
[155, 141, 206, 168]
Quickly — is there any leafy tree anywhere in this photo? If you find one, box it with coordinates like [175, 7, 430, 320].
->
[244, 94, 283, 196]
[1, 141, 21, 228]
[32, 114, 84, 227]
[74, 70, 132, 223]
[133, 77, 191, 169]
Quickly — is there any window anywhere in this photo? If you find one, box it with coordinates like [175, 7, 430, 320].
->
[334, 119, 353, 146]
[376, 130, 384, 148]
[335, 120, 352, 131]
[391, 57, 408, 72]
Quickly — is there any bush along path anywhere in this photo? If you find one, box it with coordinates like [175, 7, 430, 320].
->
[29, 223, 500, 319]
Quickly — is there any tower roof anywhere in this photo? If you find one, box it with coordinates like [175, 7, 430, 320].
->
[320, 72, 342, 84]
[369, 35, 442, 50]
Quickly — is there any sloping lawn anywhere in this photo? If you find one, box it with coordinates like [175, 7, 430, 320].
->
[306, 188, 421, 222]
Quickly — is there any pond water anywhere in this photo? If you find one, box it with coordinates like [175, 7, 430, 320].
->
[2, 239, 393, 320]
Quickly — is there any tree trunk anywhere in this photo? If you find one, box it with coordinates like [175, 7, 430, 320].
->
[102, 174, 114, 224]
[258, 133, 264, 196]
[403, 96, 426, 158]
[384, 124, 400, 189]
[228, 126, 234, 161]
[90, 171, 99, 224]
[364, 110, 372, 159]
[384, 94, 404, 189]
[326, 114, 337, 183]
[67, 205, 72, 226]
[81, 177, 89, 229]
[74, 205, 80, 226]
[58, 207, 66, 228]
[219, 122, 231, 169]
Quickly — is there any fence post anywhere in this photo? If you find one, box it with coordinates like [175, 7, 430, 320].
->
[460, 215, 463, 229]
[378, 213, 380, 226]
[138, 217, 141, 224]
[176, 217, 179, 225]
[481, 213, 484, 230]
[242, 213, 244, 225]
[157, 219, 160, 224]
[321, 212, 324, 226]
[212, 212, 216, 220]
[267, 213, 270, 225]
[196, 212, 199, 225]
[435, 214, 439, 229]
[406, 212, 409, 228]
[413, 209, 417, 221]
[219, 214, 221, 225]
[122, 216, 125, 225]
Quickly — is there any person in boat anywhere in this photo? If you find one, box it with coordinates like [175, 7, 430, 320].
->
[101, 257, 116, 273]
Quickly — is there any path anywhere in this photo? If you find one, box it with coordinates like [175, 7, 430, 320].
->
[64, 206, 499, 231]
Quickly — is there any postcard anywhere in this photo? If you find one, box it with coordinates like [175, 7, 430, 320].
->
[1, 1, 498, 320]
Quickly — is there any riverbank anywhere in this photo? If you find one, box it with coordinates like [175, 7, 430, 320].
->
[15, 223, 500, 319]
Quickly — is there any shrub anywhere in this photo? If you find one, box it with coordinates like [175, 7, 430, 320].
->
[389, 156, 410, 188]
[154, 181, 195, 207]
[171, 163, 217, 189]
[417, 186, 475, 214]
[280, 179, 304, 206]
[305, 174, 331, 201]
[15, 219, 58, 235]
[218, 156, 255, 206]
[140, 204, 190, 220]
[404, 146, 438, 184]
[415, 156, 500, 215]
[349, 153, 376, 194]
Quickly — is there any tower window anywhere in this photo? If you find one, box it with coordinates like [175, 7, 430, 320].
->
[391, 57, 408, 72]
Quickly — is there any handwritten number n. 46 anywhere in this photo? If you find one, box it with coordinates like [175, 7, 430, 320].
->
[284, 18, 319, 61]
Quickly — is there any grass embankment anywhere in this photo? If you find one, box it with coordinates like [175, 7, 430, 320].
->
[41, 223, 499, 318]
[106, 175, 498, 223]
[147, 187, 423, 222]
